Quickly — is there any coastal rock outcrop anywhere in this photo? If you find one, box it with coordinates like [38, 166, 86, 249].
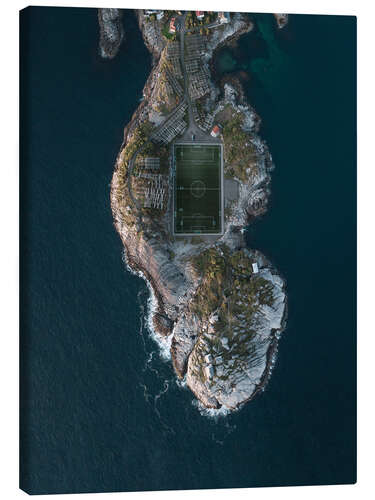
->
[110, 10, 287, 412]
[98, 8, 124, 59]
[274, 14, 289, 29]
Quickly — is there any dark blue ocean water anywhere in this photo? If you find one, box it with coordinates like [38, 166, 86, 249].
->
[20, 8, 356, 494]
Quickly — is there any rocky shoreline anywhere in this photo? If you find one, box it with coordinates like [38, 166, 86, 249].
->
[110, 10, 288, 412]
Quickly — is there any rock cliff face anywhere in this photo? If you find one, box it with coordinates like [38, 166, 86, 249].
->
[136, 10, 166, 61]
[98, 8, 124, 59]
[110, 11, 287, 412]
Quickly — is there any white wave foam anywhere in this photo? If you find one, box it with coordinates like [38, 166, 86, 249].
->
[192, 399, 235, 419]
[145, 287, 173, 361]
[175, 376, 187, 389]
[122, 249, 172, 361]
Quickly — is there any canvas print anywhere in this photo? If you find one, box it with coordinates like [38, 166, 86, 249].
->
[19, 6, 356, 495]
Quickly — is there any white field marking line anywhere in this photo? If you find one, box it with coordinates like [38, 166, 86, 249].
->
[180, 216, 215, 221]
[181, 152, 217, 160]
[180, 162, 216, 166]
[183, 152, 215, 161]
[177, 186, 220, 190]
[183, 146, 215, 161]
[180, 157, 215, 160]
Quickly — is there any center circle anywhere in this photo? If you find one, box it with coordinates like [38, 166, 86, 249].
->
[190, 180, 206, 199]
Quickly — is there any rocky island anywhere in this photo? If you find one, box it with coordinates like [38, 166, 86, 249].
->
[109, 10, 287, 411]
[274, 13, 289, 29]
[98, 8, 125, 59]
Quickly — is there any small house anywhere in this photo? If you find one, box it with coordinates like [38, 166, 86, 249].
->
[221, 337, 229, 349]
[252, 262, 259, 274]
[204, 364, 214, 379]
[204, 354, 213, 364]
[196, 11, 205, 20]
[211, 125, 220, 138]
[169, 17, 176, 33]
[144, 10, 164, 20]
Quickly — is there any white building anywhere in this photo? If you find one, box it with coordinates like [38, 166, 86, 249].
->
[144, 10, 164, 20]
[145, 9, 163, 16]
[218, 12, 230, 24]
[221, 337, 229, 349]
[204, 365, 214, 379]
[252, 262, 259, 274]
[210, 125, 220, 137]
[204, 354, 213, 364]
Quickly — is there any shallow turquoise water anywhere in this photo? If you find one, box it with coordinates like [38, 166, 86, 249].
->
[20, 8, 356, 494]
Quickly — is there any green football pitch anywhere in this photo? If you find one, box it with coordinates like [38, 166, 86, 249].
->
[173, 144, 222, 234]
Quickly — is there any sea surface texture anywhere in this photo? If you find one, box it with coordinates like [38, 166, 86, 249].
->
[20, 7, 356, 494]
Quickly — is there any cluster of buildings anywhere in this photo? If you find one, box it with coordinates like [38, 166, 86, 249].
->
[144, 9, 164, 21]
[194, 11, 230, 23]
[150, 102, 188, 144]
[195, 11, 231, 24]
[169, 10, 231, 33]
[145, 9, 231, 33]
[191, 102, 214, 132]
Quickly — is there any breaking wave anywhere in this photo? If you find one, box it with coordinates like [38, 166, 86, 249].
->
[122, 249, 172, 361]
[192, 399, 236, 419]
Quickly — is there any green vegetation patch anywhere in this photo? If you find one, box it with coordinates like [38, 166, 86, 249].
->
[190, 247, 227, 317]
[222, 111, 258, 182]
[113, 121, 154, 228]
[189, 247, 276, 373]
[121, 121, 154, 171]
[188, 246, 278, 384]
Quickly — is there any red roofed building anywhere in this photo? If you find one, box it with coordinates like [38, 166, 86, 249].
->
[196, 11, 204, 20]
[169, 17, 176, 33]
[211, 125, 221, 138]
